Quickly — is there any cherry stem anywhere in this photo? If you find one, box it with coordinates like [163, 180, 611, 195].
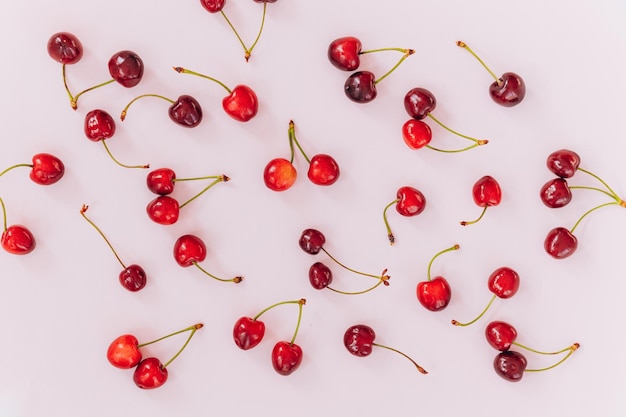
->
[360, 47, 413, 55]
[425, 142, 487, 153]
[326, 275, 388, 295]
[383, 199, 398, 245]
[374, 48, 414, 85]
[288, 120, 311, 164]
[192, 261, 242, 284]
[61, 64, 75, 106]
[179, 175, 229, 209]
[577, 167, 621, 201]
[320, 247, 390, 283]
[372, 343, 428, 374]
[570, 201, 620, 233]
[456, 41, 500, 84]
[427, 244, 460, 281]
[0, 163, 32, 178]
[289, 298, 305, 345]
[162, 323, 204, 368]
[252, 298, 306, 321]
[569, 185, 617, 201]
[427, 114, 487, 144]
[137, 323, 203, 349]
[246, 1, 267, 62]
[79, 204, 127, 269]
[451, 294, 496, 327]
[525, 343, 580, 373]
[460, 206, 488, 226]
[173, 67, 231, 94]
[219, 10, 251, 61]
[71, 79, 116, 111]
[513, 341, 578, 356]
[0, 197, 8, 232]
[174, 175, 224, 182]
[101, 140, 149, 169]
[120, 94, 175, 121]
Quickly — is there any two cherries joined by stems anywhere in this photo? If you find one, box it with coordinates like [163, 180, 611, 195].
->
[107, 323, 203, 389]
[300, 228, 389, 295]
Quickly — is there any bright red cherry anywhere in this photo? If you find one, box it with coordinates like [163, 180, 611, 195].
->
[488, 266, 520, 299]
[263, 158, 297, 191]
[309, 262, 333, 290]
[544, 227, 578, 259]
[461, 175, 502, 226]
[416, 244, 459, 312]
[84, 109, 116, 141]
[298, 228, 326, 255]
[383, 186, 426, 244]
[493, 350, 527, 382]
[173, 234, 206, 266]
[308, 154, 340, 186]
[404, 87, 436, 120]
[109, 50, 144, 88]
[107, 334, 142, 369]
[200, 0, 225, 13]
[121, 94, 203, 128]
[547, 149, 580, 179]
[485, 321, 518, 351]
[146, 196, 180, 225]
[133, 357, 168, 389]
[233, 317, 266, 350]
[328, 36, 362, 71]
[147, 168, 176, 195]
[344, 71, 377, 103]
[402, 119, 432, 149]
[540, 178, 572, 208]
[271, 341, 303, 376]
[1, 225, 35, 255]
[29, 153, 65, 185]
[47, 32, 83, 64]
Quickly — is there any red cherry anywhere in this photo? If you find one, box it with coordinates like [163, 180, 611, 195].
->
[47, 32, 83, 64]
[168, 95, 203, 127]
[233, 317, 266, 350]
[395, 186, 427, 216]
[108, 50, 144, 88]
[147, 168, 176, 195]
[328, 36, 362, 71]
[416, 244, 459, 312]
[146, 196, 180, 225]
[133, 357, 168, 389]
[344, 324, 375, 356]
[402, 119, 432, 149]
[107, 334, 142, 369]
[547, 149, 580, 179]
[540, 178, 572, 208]
[298, 228, 326, 255]
[263, 158, 297, 191]
[307, 154, 340, 186]
[461, 175, 502, 226]
[200, 0, 225, 13]
[493, 350, 527, 382]
[29, 153, 65, 185]
[271, 341, 303, 376]
[173, 234, 207, 266]
[309, 261, 333, 290]
[488, 266, 520, 299]
[222, 85, 259, 122]
[1, 225, 36, 255]
[84, 109, 116, 141]
[544, 227, 578, 259]
[485, 321, 518, 351]
[404, 87, 436, 120]
[344, 71, 377, 103]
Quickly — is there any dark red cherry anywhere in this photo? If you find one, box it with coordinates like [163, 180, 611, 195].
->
[416, 277, 451, 312]
[108, 50, 144, 88]
[1, 225, 35, 255]
[344, 71, 377, 103]
[547, 149, 580, 179]
[488, 267, 520, 299]
[271, 341, 303, 376]
[84, 109, 116, 142]
[263, 158, 297, 191]
[107, 334, 142, 369]
[200, 0, 226, 12]
[493, 350, 527, 382]
[133, 357, 168, 389]
[328, 36, 362, 71]
[30, 153, 65, 185]
[169, 95, 203, 128]
[486, 320, 518, 351]
[344, 324, 375, 356]
[308, 154, 340, 186]
[47, 32, 83, 64]
[119, 264, 147, 292]
[490, 73, 525, 107]
[147, 168, 176, 195]
[404, 88, 436, 120]
[402, 119, 432, 149]
[233, 317, 265, 350]
[472, 176, 501, 207]
[299, 228, 326, 255]
[309, 262, 332, 290]
[146, 196, 180, 225]
[540, 178, 572, 208]
[544, 227, 578, 259]
[396, 186, 426, 216]
[173, 234, 207, 267]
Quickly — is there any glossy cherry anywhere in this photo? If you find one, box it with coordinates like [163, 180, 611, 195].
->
[308, 154, 340, 186]
[416, 244, 459, 312]
[383, 186, 426, 244]
[47, 32, 83, 64]
[402, 119, 432, 149]
[108, 50, 144, 88]
[547, 149, 580, 178]
[344, 71, 377, 103]
[107, 334, 142, 369]
[263, 158, 297, 191]
[1, 153, 65, 186]
[121, 94, 203, 128]
[485, 321, 518, 351]
[460, 175, 502, 226]
[0, 197, 35, 255]
[309, 262, 333, 290]
[299, 228, 326, 255]
[540, 178, 572, 208]
[174, 234, 242, 283]
[404, 87, 437, 120]
[493, 351, 527, 382]
[544, 227, 578, 259]
[272, 341, 303, 376]
[328, 36, 362, 71]
[200, 0, 225, 13]
[147, 168, 176, 195]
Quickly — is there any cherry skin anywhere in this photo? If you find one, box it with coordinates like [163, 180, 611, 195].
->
[133, 357, 168, 389]
[173, 234, 207, 267]
[200, 0, 226, 12]
[493, 350, 527, 382]
[404, 87, 436, 120]
[30, 153, 65, 185]
[222, 85, 258, 122]
[233, 317, 266, 350]
[168, 95, 203, 128]
[402, 119, 432, 149]
[84, 109, 116, 142]
[108, 50, 144, 88]
[485, 320, 518, 351]
[119, 264, 147, 292]
[547, 149, 580, 179]
[344, 71, 377, 103]
[299, 228, 326, 255]
[47, 32, 83, 64]
[107, 334, 142, 369]
[544, 227, 578, 259]
[328, 36, 362, 71]
[263, 158, 297, 191]
[472, 176, 501, 207]
[490, 72, 526, 107]
[146, 196, 180, 225]
[1, 225, 35, 255]
[308, 154, 340, 186]
[396, 186, 427, 216]
[540, 178, 572, 208]
[309, 262, 333, 290]
[271, 341, 303, 376]
[344, 324, 375, 356]
[488, 267, 520, 299]
[416, 277, 451, 312]
[147, 168, 176, 195]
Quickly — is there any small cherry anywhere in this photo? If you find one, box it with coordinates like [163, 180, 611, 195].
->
[146, 168, 226, 196]
[121, 94, 203, 128]
[402, 119, 432, 149]
[328, 36, 415, 71]
[270, 299, 306, 376]
[80, 205, 147, 292]
[0, 197, 35, 255]
[173, 234, 242, 283]
[174, 67, 258, 122]
[544, 227, 578, 259]
[107, 334, 142, 369]
[460, 175, 502, 226]
[452, 266, 520, 327]
[263, 158, 297, 191]
[47, 32, 83, 65]
[0, 153, 65, 185]
[416, 244, 460, 312]
[200, 0, 225, 13]
[343, 324, 427, 374]
[299, 228, 390, 293]
[547, 149, 580, 178]
[540, 178, 572, 208]
[309, 262, 332, 290]
[84, 109, 149, 169]
[383, 186, 426, 244]
[456, 41, 526, 107]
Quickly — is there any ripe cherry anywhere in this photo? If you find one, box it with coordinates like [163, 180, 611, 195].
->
[200, 0, 225, 13]
[382, 186, 426, 244]
[460, 175, 502, 226]
[485, 321, 518, 351]
[343, 324, 427, 374]
[540, 178, 572, 208]
[121, 94, 203, 128]
[402, 119, 432, 149]
[107, 334, 142, 369]
[272, 341, 303, 376]
[416, 244, 459, 312]
[456, 41, 525, 107]
[404, 87, 436, 120]
[1, 153, 65, 186]
[547, 149, 580, 178]
[173, 234, 242, 283]
[328, 36, 362, 71]
[308, 154, 340, 186]
[80, 205, 147, 292]
[493, 351, 527, 382]
[309, 262, 332, 290]
[147, 168, 176, 195]
[299, 228, 325, 255]
[544, 227, 578, 259]
[47, 32, 83, 64]
[263, 158, 297, 191]
[0, 197, 35, 255]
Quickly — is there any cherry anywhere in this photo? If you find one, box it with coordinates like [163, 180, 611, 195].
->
[47, 32, 83, 64]
[493, 351, 527, 382]
[200, 0, 225, 13]
[80, 205, 147, 292]
[540, 178, 572, 208]
[452, 266, 520, 327]
[460, 175, 502, 226]
[402, 119, 432, 149]
[485, 321, 518, 351]
[0, 197, 35, 255]
[547, 149, 580, 178]
[173, 234, 242, 283]
[382, 186, 426, 244]
[121, 94, 203, 128]
[404, 87, 436, 120]
[107, 334, 142, 369]
[343, 324, 427, 374]
[147, 168, 176, 195]
[299, 228, 325, 255]
[308, 154, 340, 186]
[416, 244, 459, 312]
[328, 36, 362, 71]
[309, 261, 332, 290]
[263, 158, 297, 191]
[456, 41, 526, 107]
[272, 341, 303, 376]
[544, 227, 578, 259]
[0, 153, 65, 186]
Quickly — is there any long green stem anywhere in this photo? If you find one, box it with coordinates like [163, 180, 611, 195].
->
[570, 201, 619, 233]
[138, 323, 203, 348]
[326, 276, 387, 295]
[427, 244, 460, 281]
[525, 343, 579, 373]
[72, 79, 116, 110]
[451, 294, 496, 326]
[360, 47, 411, 55]
[383, 199, 398, 244]
[426, 142, 487, 153]
[179, 175, 228, 209]
[173, 67, 231, 93]
[62, 64, 75, 105]
[460, 206, 488, 226]
[120, 94, 175, 121]
[372, 343, 428, 374]
[320, 247, 388, 281]
[162, 323, 204, 368]
[220, 10, 250, 59]
[456, 41, 500, 84]
[289, 299, 306, 345]
[0, 197, 8, 232]
[513, 341, 578, 356]
[374, 49, 414, 85]
[101, 140, 149, 169]
[0, 163, 32, 178]
[192, 261, 242, 283]
[427, 114, 487, 144]
[252, 299, 305, 321]
[79, 204, 126, 269]
[577, 167, 620, 200]
[288, 120, 311, 164]
[569, 185, 618, 201]
[246, 2, 267, 61]
[174, 175, 224, 182]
